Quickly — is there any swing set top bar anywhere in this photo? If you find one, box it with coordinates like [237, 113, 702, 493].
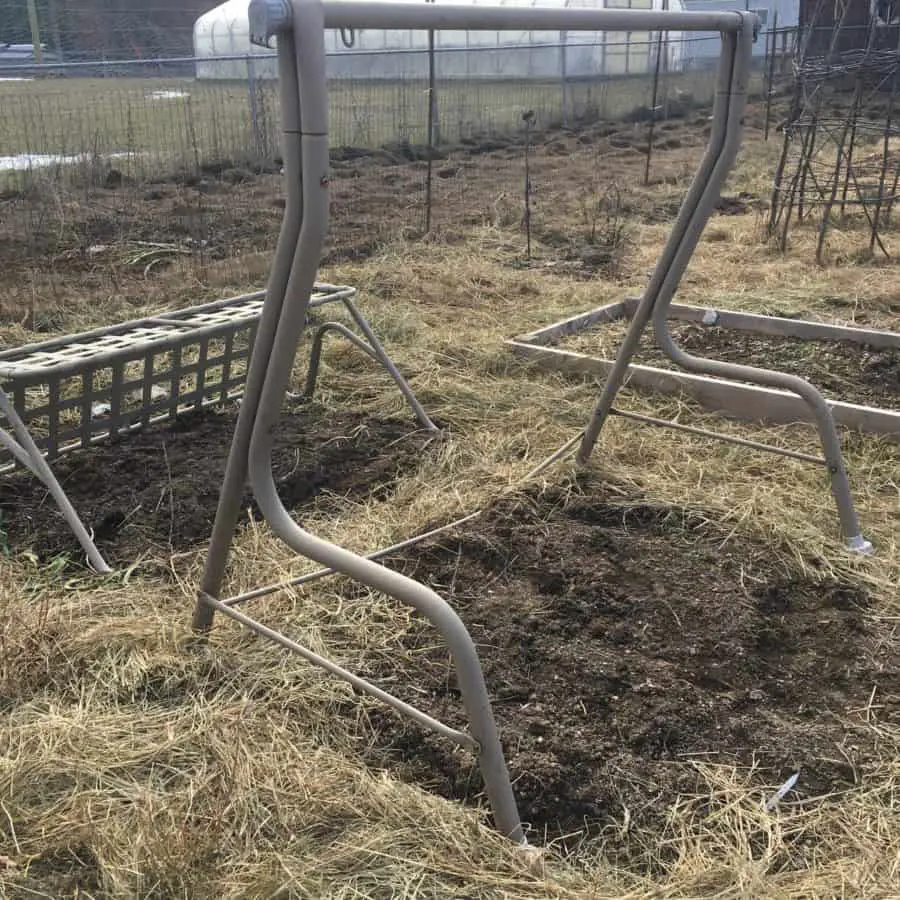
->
[252, 0, 754, 39]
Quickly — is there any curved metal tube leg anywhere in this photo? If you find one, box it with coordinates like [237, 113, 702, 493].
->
[191, 33, 305, 631]
[576, 27, 745, 464]
[303, 321, 380, 398]
[248, 452, 527, 840]
[575, 15, 869, 551]
[645, 18, 867, 551]
[341, 298, 439, 433]
[0, 391, 111, 574]
[246, 2, 522, 841]
[303, 318, 438, 433]
[208, 0, 523, 842]
[651, 319, 870, 551]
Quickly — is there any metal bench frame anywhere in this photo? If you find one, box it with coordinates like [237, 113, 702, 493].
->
[505, 300, 900, 509]
[190, 0, 761, 844]
[0, 284, 434, 573]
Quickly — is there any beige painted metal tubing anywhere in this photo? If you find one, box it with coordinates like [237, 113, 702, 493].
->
[650, 320, 870, 547]
[643, 23, 869, 551]
[242, 0, 523, 842]
[608, 408, 826, 464]
[304, 321, 382, 395]
[341, 297, 439, 432]
[0, 390, 111, 573]
[191, 33, 304, 632]
[303, 301, 438, 431]
[575, 25, 745, 464]
[321, 2, 746, 33]
[571, 14, 870, 551]
[198, 591, 478, 750]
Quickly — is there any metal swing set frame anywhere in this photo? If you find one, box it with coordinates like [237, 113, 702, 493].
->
[177, 0, 876, 844]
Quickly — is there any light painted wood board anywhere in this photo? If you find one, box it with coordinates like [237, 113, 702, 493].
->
[517, 300, 900, 350]
[506, 340, 900, 440]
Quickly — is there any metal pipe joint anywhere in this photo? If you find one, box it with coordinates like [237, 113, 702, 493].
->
[249, 0, 293, 46]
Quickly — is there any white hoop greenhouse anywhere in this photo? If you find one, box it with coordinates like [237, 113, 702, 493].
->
[192, 0, 687, 80]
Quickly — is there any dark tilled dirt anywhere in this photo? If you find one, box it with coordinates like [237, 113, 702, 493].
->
[655, 322, 900, 408]
[569, 320, 900, 409]
[0, 403, 434, 568]
[351, 485, 898, 863]
[0, 107, 732, 334]
[0, 111, 712, 279]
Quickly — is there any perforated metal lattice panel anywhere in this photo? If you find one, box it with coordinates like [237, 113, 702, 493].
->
[0, 285, 355, 471]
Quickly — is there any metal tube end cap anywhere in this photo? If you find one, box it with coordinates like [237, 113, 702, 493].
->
[846, 534, 874, 555]
[248, 0, 292, 46]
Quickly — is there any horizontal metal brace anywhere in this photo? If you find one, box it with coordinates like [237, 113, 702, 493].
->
[250, 0, 755, 39]
[321, 2, 751, 34]
[609, 406, 826, 464]
[222, 510, 484, 607]
[200, 591, 478, 751]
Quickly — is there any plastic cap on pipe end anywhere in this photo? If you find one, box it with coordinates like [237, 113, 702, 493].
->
[737, 9, 762, 41]
[248, 0, 293, 46]
[846, 534, 874, 555]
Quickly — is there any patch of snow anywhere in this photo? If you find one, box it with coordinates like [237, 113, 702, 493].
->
[148, 89, 189, 101]
[0, 150, 133, 172]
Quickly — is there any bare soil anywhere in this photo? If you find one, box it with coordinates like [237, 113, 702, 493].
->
[562, 319, 900, 409]
[0, 111, 719, 328]
[2, 97, 898, 896]
[0, 403, 436, 569]
[350, 483, 897, 865]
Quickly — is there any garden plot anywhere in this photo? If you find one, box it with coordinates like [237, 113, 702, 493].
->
[0, 403, 435, 568]
[508, 301, 900, 438]
[352, 483, 897, 862]
[565, 319, 899, 409]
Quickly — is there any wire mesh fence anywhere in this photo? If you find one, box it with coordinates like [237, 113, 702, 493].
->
[2, 40, 718, 175]
[0, 31, 779, 307]
[0, 1, 202, 63]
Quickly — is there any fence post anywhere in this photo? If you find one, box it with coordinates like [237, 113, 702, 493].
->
[560, 30, 569, 128]
[426, 32, 436, 232]
[425, 0, 440, 233]
[26, 0, 43, 65]
[645, 21, 664, 185]
[429, 17, 441, 145]
[247, 54, 263, 161]
[764, 10, 778, 142]
[523, 110, 535, 259]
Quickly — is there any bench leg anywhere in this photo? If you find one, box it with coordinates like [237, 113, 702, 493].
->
[301, 321, 380, 399]
[341, 298, 439, 433]
[0, 390, 112, 574]
[301, 316, 439, 433]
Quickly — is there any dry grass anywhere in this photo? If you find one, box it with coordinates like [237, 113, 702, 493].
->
[0, 67, 734, 191]
[1, 122, 899, 897]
